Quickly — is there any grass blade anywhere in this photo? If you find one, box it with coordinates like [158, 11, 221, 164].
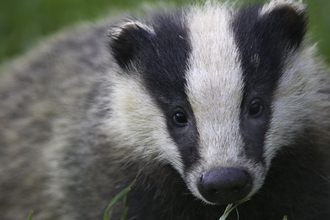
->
[103, 179, 136, 220]
[120, 195, 129, 220]
[27, 210, 33, 220]
[219, 198, 250, 220]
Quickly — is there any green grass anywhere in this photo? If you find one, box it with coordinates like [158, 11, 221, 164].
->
[0, 0, 183, 63]
[0, 0, 329, 64]
[27, 210, 33, 220]
[219, 198, 250, 220]
[103, 179, 136, 220]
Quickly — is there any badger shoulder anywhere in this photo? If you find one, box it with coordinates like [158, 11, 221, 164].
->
[0, 19, 115, 219]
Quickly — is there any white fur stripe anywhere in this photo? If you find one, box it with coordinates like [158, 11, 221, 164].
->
[184, 3, 256, 201]
[105, 73, 184, 174]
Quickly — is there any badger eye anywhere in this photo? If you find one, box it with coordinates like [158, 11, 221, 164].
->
[173, 111, 188, 126]
[248, 100, 263, 117]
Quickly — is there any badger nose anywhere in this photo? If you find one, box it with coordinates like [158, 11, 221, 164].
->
[198, 167, 252, 204]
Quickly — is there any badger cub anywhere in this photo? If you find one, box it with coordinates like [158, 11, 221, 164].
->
[1, 0, 330, 219]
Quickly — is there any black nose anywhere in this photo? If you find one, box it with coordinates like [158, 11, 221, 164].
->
[198, 167, 252, 204]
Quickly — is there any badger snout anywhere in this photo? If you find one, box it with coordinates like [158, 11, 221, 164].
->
[197, 167, 252, 204]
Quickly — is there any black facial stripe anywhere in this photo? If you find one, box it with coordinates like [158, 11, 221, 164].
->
[232, 5, 288, 163]
[138, 11, 200, 170]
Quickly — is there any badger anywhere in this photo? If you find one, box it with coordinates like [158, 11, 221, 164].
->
[0, 0, 330, 219]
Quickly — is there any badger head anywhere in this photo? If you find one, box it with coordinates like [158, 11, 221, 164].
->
[108, 0, 312, 205]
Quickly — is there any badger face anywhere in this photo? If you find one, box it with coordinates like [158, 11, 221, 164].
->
[108, 1, 307, 205]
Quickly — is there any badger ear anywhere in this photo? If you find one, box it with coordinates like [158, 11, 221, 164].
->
[109, 21, 155, 69]
[260, 3, 307, 50]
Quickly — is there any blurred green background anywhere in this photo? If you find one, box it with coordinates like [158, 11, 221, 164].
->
[0, 0, 329, 64]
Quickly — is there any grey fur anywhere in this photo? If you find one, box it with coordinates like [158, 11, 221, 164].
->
[0, 22, 118, 219]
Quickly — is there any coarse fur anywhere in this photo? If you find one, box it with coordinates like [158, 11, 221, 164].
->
[0, 0, 330, 220]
